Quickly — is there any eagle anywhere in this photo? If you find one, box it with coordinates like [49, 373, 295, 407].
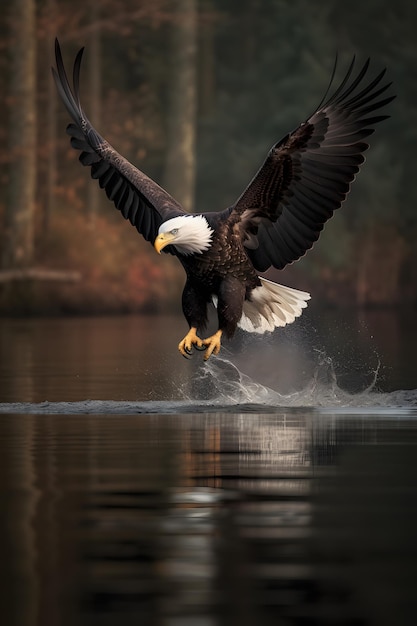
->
[52, 39, 394, 361]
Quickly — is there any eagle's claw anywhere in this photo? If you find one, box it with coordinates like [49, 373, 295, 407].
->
[201, 330, 223, 361]
[178, 327, 223, 361]
[178, 327, 202, 358]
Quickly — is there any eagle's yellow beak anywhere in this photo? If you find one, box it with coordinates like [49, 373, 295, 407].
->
[154, 232, 176, 254]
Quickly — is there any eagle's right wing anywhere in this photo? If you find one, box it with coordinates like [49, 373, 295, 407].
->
[226, 58, 395, 271]
[52, 39, 186, 248]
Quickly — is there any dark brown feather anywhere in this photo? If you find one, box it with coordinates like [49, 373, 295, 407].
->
[226, 58, 395, 271]
[52, 39, 185, 249]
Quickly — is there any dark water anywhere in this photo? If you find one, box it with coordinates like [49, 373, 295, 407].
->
[1, 309, 417, 404]
[1, 411, 417, 626]
[1, 313, 417, 625]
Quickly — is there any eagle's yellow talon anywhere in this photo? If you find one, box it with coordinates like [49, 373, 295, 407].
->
[201, 330, 223, 361]
[178, 328, 223, 360]
[178, 327, 204, 357]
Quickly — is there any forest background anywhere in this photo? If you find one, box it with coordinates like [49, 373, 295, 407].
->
[0, 0, 415, 315]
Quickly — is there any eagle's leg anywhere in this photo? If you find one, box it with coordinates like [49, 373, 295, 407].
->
[198, 277, 244, 360]
[179, 280, 211, 358]
[178, 327, 204, 358]
[200, 330, 223, 361]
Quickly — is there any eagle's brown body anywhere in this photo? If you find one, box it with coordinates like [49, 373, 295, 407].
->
[179, 215, 261, 337]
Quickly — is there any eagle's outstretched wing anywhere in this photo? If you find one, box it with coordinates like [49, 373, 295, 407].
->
[52, 38, 185, 249]
[227, 58, 395, 271]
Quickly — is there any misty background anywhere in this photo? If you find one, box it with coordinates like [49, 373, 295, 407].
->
[0, 0, 415, 316]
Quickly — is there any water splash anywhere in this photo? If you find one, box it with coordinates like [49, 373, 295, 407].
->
[182, 355, 417, 409]
[0, 356, 416, 414]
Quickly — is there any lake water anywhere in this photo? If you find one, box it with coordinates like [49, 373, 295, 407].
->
[1, 312, 417, 625]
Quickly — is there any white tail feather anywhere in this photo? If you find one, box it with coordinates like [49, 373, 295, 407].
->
[238, 278, 310, 334]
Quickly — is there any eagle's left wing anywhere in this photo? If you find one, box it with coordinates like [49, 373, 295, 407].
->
[52, 39, 186, 250]
[226, 58, 395, 271]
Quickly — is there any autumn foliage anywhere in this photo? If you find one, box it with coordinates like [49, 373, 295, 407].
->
[3, 209, 183, 315]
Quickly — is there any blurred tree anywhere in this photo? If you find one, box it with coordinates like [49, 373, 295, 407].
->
[87, 2, 102, 225]
[198, 0, 216, 117]
[162, 0, 198, 211]
[45, 0, 57, 233]
[2, 0, 37, 269]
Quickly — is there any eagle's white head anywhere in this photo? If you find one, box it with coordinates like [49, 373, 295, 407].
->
[154, 215, 214, 256]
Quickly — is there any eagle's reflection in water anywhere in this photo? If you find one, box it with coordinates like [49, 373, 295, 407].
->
[1, 410, 417, 626]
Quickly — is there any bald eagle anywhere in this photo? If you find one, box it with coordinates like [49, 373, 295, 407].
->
[52, 39, 394, 360]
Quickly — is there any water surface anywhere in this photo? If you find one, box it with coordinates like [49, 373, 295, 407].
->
[1, 310, 417, 404]
[1, 411, 417, 626]
[1, 312, 417, 625]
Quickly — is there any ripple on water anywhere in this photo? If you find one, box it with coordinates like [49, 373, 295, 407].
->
[0, 358, 416, 415]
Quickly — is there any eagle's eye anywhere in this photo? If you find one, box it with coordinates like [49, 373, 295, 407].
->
[171, 228, 179, 235]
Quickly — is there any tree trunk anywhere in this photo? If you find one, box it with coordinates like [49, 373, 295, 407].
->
[162, 0, 197, 212]
[45, 0, 57, 234]
[88, 4, 102, 225]
[2, 0, 37, 269]
[199, 1, 215, 117]
[356, 224, 407, 306]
